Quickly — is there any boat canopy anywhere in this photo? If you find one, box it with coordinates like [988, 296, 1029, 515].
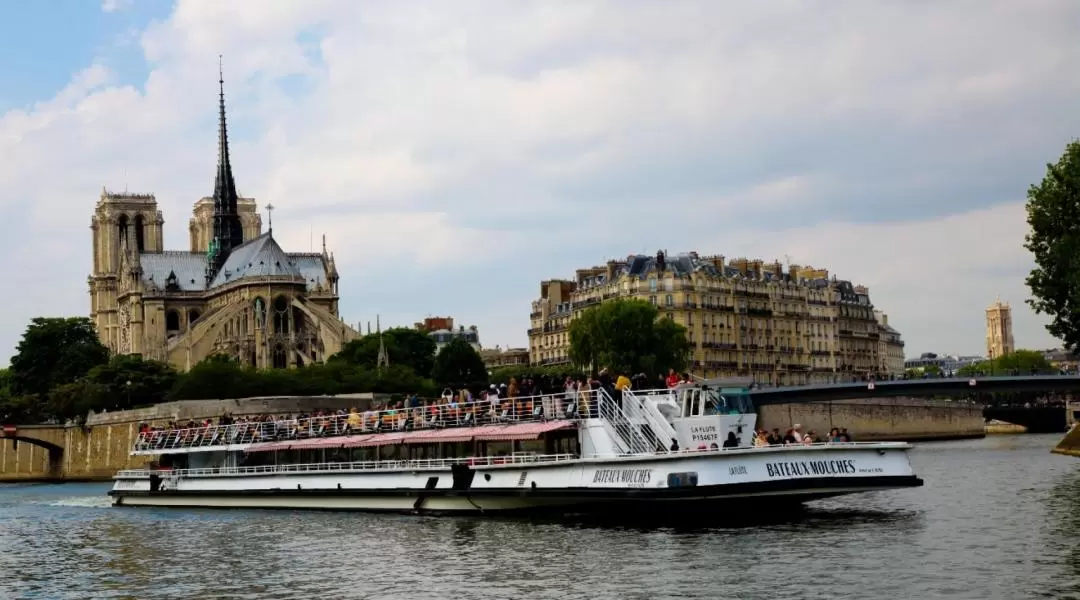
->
[245, 420, 575, 453]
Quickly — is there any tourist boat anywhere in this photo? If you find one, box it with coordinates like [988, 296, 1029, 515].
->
[108, 381, 924, 515]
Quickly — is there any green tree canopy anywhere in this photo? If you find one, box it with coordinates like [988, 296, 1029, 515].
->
[956, 349, 1054, 376]
[568, 298, 691, 377]
[330, 328, 437, 375]
[85, 354, 178, 412]
[431, 338, 489, 390]
[1025, 140, 1080, 351]
[9, 317, 110, 398]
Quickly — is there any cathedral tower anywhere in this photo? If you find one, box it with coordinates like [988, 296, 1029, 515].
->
[88, 190, 164, 352]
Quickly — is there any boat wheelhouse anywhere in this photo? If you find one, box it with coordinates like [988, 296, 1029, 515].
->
[109, 382, 923, 515]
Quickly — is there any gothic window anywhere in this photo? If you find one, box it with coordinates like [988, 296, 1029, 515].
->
[188, 309, 201, 324]
[273, 296, 289, 334]
[272, 344, 287, 369]
[166, 309, 180, 332]
[253, 297, 266, 329]
[134, 214, 146, 252]
[117, 214, 129, 247]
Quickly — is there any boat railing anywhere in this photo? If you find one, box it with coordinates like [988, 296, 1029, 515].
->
[114, 441, 909, 479]
[596, 388, 657, 454]
[133, 390, 606, 453]
[115, 452, 579, 479]
[623, 390, 679, 451]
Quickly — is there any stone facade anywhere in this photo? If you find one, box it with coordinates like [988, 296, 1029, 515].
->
[529, 252, 906, 385]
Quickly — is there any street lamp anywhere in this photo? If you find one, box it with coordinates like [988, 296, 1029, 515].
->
[125, 380, 132, 408]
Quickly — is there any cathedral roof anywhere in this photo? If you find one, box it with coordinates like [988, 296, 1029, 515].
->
[209, 232, 303, 287]
[141, 252, 211, 291]
[138, 236, 330, 293]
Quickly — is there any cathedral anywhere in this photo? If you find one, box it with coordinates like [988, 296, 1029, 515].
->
[88, 70, 359, 371]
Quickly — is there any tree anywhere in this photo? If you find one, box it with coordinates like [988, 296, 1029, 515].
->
[956, 349, 1054, 376]
[1025, 140, 1080, 351]
[329, 328, 437, 376]
[568, 298, 691, 377]
[9, 317, 110, 398]
[85, 354, 178, 412]
[432, 338, 489, 390]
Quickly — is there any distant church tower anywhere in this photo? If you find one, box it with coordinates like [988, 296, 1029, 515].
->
[986, 297, 1015, 360]
[88, 191, 164, 352]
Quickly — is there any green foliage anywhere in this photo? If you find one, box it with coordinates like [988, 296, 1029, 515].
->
[568, 298, 691, 377]
[330, 328, 437, 375]
[431, 338, 489, 390]
[956, 349, 1055, 376]
[489, 365, 583, 385]
[86, 354, 178, 411]
[1, 318, 453, 424]
[9, 317, 110, 398]
[166, 358, 437, 402]
[1025, 140, 1080, 351]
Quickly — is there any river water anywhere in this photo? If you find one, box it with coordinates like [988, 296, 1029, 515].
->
[2, 434, 1080, 600]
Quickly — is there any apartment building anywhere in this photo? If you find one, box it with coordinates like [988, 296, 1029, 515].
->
[528, 251, 905, 385]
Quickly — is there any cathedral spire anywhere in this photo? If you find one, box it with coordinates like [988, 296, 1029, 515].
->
[209, 55, 244, 279]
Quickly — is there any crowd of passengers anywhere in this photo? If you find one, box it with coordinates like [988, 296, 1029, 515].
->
[134, 369, 859, 451]
[136, 368, 698, 449]
[752, 424, 853, 447]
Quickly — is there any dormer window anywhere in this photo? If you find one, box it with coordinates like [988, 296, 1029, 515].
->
[165, 270, 180, 292]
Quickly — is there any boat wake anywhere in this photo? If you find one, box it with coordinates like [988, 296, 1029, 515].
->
[42, 496, 114, 509]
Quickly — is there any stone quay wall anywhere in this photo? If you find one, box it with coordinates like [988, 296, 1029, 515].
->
[0, 394, 390, 482]
[1, 395, 983, 482]
[757, 397, 986, 441]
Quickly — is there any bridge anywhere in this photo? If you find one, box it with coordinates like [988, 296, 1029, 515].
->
[747, 375, 1080, 404]
[747, 375, 1080, 433]
[0, 425, 64, 477]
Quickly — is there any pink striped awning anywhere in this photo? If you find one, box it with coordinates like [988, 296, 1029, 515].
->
[243, 421, 576, 452]
[246, 440, 293, 453]
[402, 426, 490, 444]
[473, 420, 574, 441]
[355, 432, 408, 447]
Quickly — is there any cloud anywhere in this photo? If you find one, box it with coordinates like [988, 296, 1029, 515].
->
[1, 0, 1079, 362]
[101, 0, 134, 13]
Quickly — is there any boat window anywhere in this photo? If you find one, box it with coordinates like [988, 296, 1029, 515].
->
[704, 390, 755, 415]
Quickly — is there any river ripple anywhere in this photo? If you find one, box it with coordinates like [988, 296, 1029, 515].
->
[2, 434, 1080, 599]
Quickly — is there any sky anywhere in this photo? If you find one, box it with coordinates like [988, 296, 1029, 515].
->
[1, 0, 1078, 364]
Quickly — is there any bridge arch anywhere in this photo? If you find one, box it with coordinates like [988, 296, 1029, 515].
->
[1, 425, 64, 477]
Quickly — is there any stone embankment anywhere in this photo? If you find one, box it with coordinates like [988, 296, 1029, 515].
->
[0, 394, 386, 482]
[1, 394, 984, 482]
[757, 397, 985, 441]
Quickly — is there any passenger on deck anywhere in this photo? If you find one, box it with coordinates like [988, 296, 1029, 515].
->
[722, 432, 739, 448]
[665, 368, 680, 388]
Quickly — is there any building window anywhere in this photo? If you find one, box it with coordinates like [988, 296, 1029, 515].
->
[665, 294, 673, 307]
[649, 279, 657, 292]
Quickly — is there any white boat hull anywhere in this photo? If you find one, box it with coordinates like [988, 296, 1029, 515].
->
[110, 444, 923, 516]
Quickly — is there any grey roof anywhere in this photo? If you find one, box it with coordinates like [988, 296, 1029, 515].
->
[138, 233, 331, 292]
[140, 252, 209, 291]
[210, 232, 302, 287]
[291, 253, 331, 290]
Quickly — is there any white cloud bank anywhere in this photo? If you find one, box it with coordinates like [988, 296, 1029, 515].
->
[2, 0, 1079, 361]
